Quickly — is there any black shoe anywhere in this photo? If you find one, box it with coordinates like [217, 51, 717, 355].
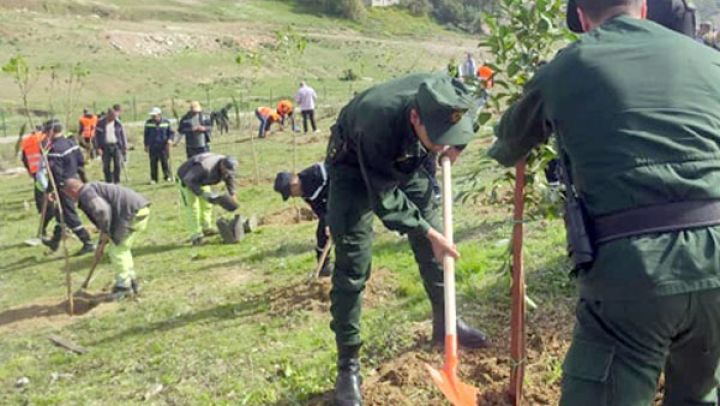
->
[334, 345, 362, 406]
[109, 285, 133, 301]
[75, 243, 96, 257]
[319, 261, 333, 278]
[130, 279, 140, 295]
[432, 317, 489, 349]
[41, 237, 59, 252]
[191, 235, 204, 246]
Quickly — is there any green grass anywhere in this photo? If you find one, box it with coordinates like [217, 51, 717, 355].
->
[0, 0, 475, 141]
[0, 1, 573, 404]
[0, 112, 574, 404]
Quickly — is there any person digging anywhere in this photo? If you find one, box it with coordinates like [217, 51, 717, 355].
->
[63, 178, 151, 301]
[274, 162, 332, 277]
[325, 74, 489, 405]
[177, 152, 250, 245]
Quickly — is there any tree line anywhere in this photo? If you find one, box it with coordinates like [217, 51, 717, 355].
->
[294, 0, 496, 33]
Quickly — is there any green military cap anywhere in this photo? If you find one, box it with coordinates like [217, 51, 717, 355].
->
[416, 75, 476, 146]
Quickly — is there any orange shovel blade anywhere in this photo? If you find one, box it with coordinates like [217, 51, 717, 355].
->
[425, 363, 478, 406]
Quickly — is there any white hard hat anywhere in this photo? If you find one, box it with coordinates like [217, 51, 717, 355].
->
[148, 107, 162, 116]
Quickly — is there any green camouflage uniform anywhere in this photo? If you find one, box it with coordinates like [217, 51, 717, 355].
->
[489, 16, 720, 404]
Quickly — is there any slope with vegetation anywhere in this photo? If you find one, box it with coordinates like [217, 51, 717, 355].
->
[0, 0, 581, 405]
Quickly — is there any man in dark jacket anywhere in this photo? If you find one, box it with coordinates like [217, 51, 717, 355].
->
[177, 101, 212, 158]
[94, 108, 127, 184]
[42, 121, 94, 256]
[144, 107, 174, 184]
[64, 178, 150, 300]
[274, 162, 332, 276]
[177, 152, 238, 245]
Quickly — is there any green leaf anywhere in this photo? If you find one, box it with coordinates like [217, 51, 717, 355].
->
[476, 112, 492, 125]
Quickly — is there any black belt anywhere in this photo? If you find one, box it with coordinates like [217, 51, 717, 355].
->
[593, 200, 720, 244]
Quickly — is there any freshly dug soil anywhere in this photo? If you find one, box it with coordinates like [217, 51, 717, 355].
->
[261, 207, 317, 226]
[267, 268, 398, 317]
[0, 291, 117, 334]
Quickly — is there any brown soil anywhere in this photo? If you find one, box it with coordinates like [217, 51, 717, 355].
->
[261, 207, 317, 226]
[104, 29, 270, 56]
[304, 303, 575, 406]
[0, 291, 118, 335]
[267, 268, 398, 317]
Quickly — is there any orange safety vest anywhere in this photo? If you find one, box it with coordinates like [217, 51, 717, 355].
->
[20, 131, 45, 175]
[477, 65, 495, 89]
[277, 100, 293, 117]
[258, 106, 280, 122]
[79, 114, 98, 139]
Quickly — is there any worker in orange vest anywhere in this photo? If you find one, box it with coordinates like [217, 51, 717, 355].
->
[78, 108, 98, 159]
[277, 99, 298, 132]
[20, 127, 54, 237]
[476, 64, 495, 89]
[255, 106, 281, 138]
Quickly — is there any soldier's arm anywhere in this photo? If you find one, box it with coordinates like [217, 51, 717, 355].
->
[357, 134, 430, 237]
[487, 78, 552, 167]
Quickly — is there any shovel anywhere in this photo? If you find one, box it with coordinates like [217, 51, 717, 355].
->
[425, 156, 478, 406]
[79, 234, 110, 291]
[308, 236, 333, 282]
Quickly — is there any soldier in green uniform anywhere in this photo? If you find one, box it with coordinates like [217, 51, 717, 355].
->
[326, 74, 489, 405]
[489, 0, 720, 403]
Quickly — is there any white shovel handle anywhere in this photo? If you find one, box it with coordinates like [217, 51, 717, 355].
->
[441, 156, 457, 337]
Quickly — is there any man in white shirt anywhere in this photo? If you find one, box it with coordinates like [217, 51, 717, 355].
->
[295, 81, 319, 133]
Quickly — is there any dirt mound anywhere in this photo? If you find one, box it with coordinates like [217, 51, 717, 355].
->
[0, 291, 117, 334]
[359, 303, 575, 405]
[261, 207, 316, 226]
[267, 268, 398, 317]
[104, 30, 269, 56]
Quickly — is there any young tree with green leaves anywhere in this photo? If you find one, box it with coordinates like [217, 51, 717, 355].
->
[459, 0, 573, 218]
[2, 55, 41, 129]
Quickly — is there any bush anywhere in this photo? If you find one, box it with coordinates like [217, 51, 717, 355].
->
[401, 0, 433, 16]
[297, 0, 367, 20]
[339, 68, 359, 81]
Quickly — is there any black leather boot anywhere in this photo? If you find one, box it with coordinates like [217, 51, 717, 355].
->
[42, 226, 62, 252]
[432, 302, 489, 349]
[334, 344, 362, 406]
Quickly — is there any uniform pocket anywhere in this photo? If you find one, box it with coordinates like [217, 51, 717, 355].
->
[563, 338, 615, 382]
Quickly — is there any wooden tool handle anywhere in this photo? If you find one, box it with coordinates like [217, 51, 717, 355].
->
[440, 156, 457, 341]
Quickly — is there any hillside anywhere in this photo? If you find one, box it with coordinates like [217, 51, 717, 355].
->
[0, 0, 478, 138]
[0, 2, 577, 406]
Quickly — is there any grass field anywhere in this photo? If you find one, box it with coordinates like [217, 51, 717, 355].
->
[0, 0, 476, 144]
[0, 121, 576, 404]
[0, 1, 577, 405]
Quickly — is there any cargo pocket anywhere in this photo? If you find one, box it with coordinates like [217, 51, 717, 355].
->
[561, 338, 615, 405]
